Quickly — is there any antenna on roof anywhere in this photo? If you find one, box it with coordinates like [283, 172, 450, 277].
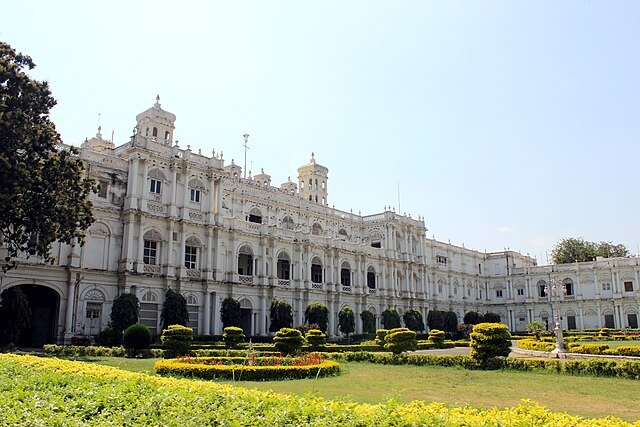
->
[242, 134, 250, 179]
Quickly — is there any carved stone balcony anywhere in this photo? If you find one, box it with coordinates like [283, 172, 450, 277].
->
[239, 274, 253, 285]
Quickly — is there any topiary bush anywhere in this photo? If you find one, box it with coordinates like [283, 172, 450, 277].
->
[273, 328, 304, 356]
[223, 327, 246, 348]
[428, 329, 446, 348]
[375, 329, 389, 347]
[123, 324, 151, 357]
[384, 327, 417, 355]
[305, 329, 326, 350]
[470, 323, 511, 367]
[360, 310, 376, 335]
[161, 324, 193, 358]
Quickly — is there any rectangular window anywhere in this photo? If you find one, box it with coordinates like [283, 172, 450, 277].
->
[436, 255, 447, 266]
[189, 188, 201, 203]
[496, 290, 503, 298]
[185, 246, 197, 269]
[97, 181, 108, 198]
[539, 286, 547, 297]
[143, 240, 157, 265]
[438, 284, 443, 294]
[624, 281, 634, 292]
[602, 283, 611, 291]
[150, 179, 162, 194]
[85, 302, 102, 319]
[517, 288, 524, 296]
[564, 283, 574, 296]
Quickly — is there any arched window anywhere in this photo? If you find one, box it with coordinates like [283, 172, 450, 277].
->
[282, 216, 294, 230]
[238, 245, 254, 276]
[367, 267, 376, 289]
[338, 228, 348, 239]
[277, 251, 291, 280]
[311, 257, 323, 283]
[164, 131, 170, 141]
[143, 230, 162, 265]
[185, 236, 201, 269]
[311, 223, 322, 236]
[152, 127, 158, 137]
[248, 207, 262, 224]
[148, 169, 166, 195]
[537, 280, 547, 297]
[142, 291, 158, 302]
[563, 278, 574, 296]
[340, 261, 351, 287]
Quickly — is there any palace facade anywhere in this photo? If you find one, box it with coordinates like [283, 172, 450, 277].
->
[2, 98, 639, 345]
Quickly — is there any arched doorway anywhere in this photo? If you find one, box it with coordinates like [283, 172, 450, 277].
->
[14, 285, 60, 347]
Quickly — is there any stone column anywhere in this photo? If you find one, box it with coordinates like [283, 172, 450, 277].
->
[203, 291, 211, 335]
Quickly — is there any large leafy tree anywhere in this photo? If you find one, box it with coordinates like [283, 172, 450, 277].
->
[161, 289, 189, 330]
[426, 310, 445, 331]
[338, 305, 355, 338]
[402, 309, 425, 332]
[381, 308, 401, 329]
[304, 302, 329, 332]
[551, 237, 630, 264]
[443, 311, 458, 334]
[0, 41, 96, 272]
[269, 298, 293, 332]
[360, 310, 376, 334]
[110, 293, 139, 343]
[220, 297, 242, 328]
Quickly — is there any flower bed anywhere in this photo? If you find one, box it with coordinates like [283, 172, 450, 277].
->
[155, 353, 340, 381]
[1, 354, 637, 426]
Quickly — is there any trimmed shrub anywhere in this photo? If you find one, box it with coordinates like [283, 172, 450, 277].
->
[161, 324, 193, 358]
[338, 305, 356, 338]
[305, 303, 329, 332]
[274, 328, 304, 355]
[43, 344, 163, 358]
[360, 310, 376, 334]
[123, 323, 151, 357]
[615, 346, 640, 357]
[470, 323, 511, 366]
[221, 297, 242, 328]
[161, 289, 189, 331]
[381, 308, 401, 329]
[518, 339, 554, 352]
[598, 328, 611, 337]
[384, 327, 417, 355]
[570, 343, 610, 354]
[155, 356, 340, 381]
[305, 329, 327, 350]
[223, 327, 246, 348]
[375, 329, 389, 347]
[428, 329, 446, 347]
[110, 293, 139, 343]
[463, 311, 482, 326]
[269, 299, 293, 332]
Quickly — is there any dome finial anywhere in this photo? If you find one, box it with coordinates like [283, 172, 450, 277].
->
[155, 94, 161, 107]
[311, 152, 315, 162]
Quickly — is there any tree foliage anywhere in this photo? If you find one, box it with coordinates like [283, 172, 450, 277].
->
[443, 311, 458, 334]
[551, 237, 630, 264]
[269, 299, 293, 332]
[161, 289, 189, 331]
[482, 312, 501, 323]
[360, 310, 376, 334]
[304, 302, 329, 332]
[0, 41, 96, 272]
[381, 308, 401, 329]
[220, 297, 242, 328]
[463, 311, 482, 325]
[338, 305, 355, 338]
[427, 310, 445, 331]
[0, 286, 31, 345]
[402, 309, 425, 332]
[110, 293, 139, 343]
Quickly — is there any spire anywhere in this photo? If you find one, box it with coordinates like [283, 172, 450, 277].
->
[310, 152, 315, 162]
[155, 94, 161, 108]
[96, 125, 102, 139]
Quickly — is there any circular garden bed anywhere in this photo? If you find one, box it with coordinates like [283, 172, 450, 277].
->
[155, 353, 340, 381]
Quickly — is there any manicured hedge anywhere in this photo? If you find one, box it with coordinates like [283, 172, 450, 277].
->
[329, 352, 640, 380]
[155, 357, 340, 380]
[43, 344, 163, 358]
[518, 339, 556, 352]
[2, 354, 637, 426]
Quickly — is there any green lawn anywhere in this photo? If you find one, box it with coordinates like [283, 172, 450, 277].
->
[81, 356, 640, 421]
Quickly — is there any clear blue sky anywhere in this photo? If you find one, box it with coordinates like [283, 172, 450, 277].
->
[2, 1, 639, 263]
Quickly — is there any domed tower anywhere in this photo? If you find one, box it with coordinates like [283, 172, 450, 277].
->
[297, 153, 328, 205]
[135, 95, 176, 145]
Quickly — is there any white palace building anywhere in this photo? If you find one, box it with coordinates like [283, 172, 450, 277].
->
[2, 98, 639, 345]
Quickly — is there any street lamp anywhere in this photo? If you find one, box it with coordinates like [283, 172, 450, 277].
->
[545, 277, 567, 355]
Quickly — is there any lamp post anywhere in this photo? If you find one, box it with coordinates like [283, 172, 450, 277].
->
[545, 277, 567, 355]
